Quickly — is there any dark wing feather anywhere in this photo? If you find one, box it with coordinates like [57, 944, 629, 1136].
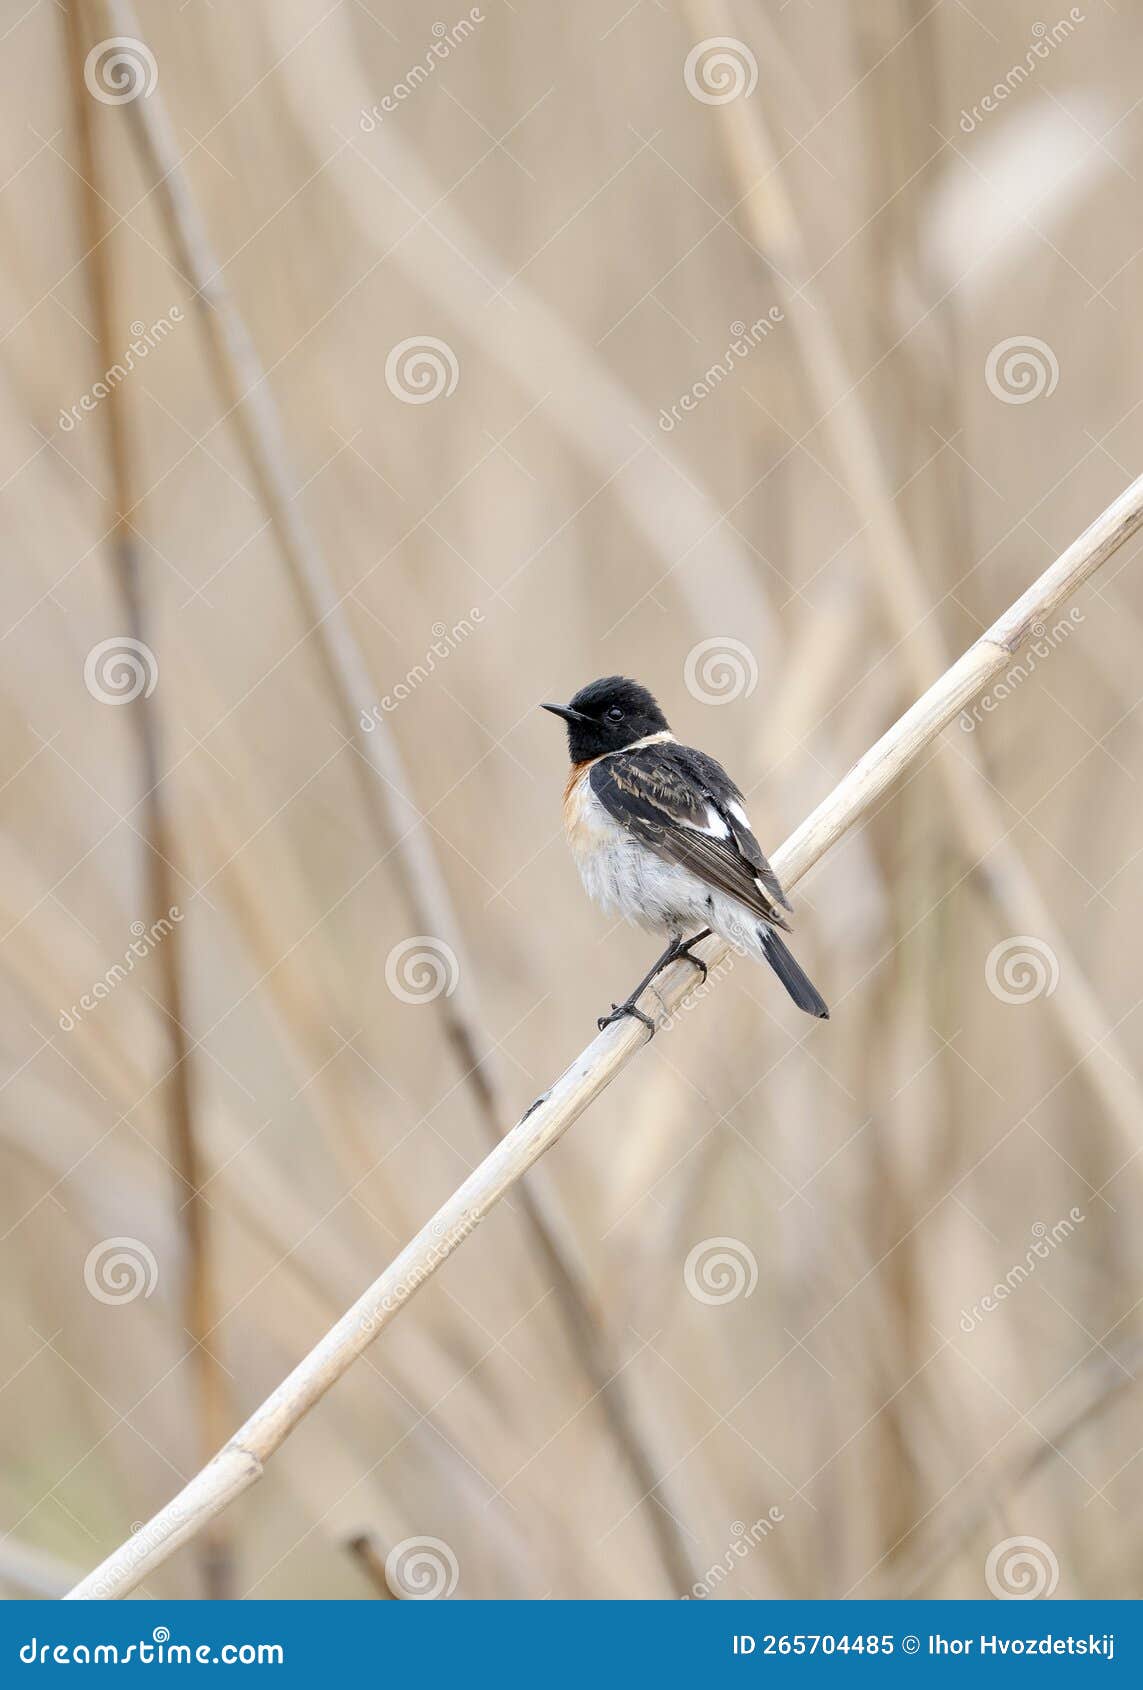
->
[684, 748, 792, 913]
[590, 743, 793, 930]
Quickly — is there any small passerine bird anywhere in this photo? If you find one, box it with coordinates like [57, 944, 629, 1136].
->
[543, 675, 828, 1031]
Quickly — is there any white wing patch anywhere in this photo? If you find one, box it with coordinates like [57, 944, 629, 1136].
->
[684, 805, 731, 839]
[728, 800, 751, 830]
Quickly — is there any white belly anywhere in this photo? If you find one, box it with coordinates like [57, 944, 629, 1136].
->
[563, 767, 764, 954]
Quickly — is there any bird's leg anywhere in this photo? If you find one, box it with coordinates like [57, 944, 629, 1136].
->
[597, 951, 671, 1031]
[597, 939, 681, 1033]
[596, 929, 712, 1034]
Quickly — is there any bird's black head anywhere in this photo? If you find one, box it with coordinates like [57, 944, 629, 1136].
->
[542, 675, 670, 763]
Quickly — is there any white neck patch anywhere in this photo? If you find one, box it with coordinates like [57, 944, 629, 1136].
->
[620, 730, 676, 753]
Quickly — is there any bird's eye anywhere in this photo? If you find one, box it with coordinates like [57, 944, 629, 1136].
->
[606, 705, 624, 722]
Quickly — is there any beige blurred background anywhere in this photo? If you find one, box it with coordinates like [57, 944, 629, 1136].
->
[1, 0, 1141, 1601]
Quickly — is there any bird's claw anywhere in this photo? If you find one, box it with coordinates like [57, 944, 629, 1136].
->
[681, 951, 708, 983]
[597, 1001, 656, 1035]
[674, 935, 710, 983]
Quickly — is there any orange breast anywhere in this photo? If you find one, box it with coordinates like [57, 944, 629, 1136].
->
[563, 759, 608, 864]
[562, 761, 589, 842]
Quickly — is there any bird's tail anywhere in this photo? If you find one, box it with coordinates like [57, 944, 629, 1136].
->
[758, 927, 829, 1019]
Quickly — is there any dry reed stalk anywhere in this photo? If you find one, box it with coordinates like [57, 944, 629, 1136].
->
[345, 1533, 397, 1598]
[0, 1538, 82, 1600]
[65, 470, 1143, 1598]
[902, 1337, 1143, 1596]
[97, 0, 699, 1593]
[64, 0, 231, 1598]
[270, 2, 781, 657]
[2, 849, 528, 1586]
[687, 0, 1143, 1167]
[11, 1030, 532, 1590]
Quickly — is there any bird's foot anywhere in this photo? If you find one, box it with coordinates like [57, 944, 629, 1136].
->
[597, 1000, 657, 1035]
[673, 930, 712, 983]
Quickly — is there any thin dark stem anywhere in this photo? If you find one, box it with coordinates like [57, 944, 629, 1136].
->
[97, 0, 701, 1596]
[65, 0, 231, 1599]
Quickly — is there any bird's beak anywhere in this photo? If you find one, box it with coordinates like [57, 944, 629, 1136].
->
[541, 702, 591, 725]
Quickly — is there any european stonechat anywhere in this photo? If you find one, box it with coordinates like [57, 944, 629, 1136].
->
[543, 676, 828, 1031]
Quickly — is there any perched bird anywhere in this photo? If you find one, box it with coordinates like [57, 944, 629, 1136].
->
[543, 675, 828, 1031]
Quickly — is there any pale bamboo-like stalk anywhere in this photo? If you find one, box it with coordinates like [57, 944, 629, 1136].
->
[65, 472, 1143, 1599]
[65, 0, 231, 1598]
[99, 0, 699, 1593]
[688, 0, 1143, 1164]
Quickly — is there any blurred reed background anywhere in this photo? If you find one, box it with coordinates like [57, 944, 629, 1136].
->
[1, 0, 1141, 1601]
